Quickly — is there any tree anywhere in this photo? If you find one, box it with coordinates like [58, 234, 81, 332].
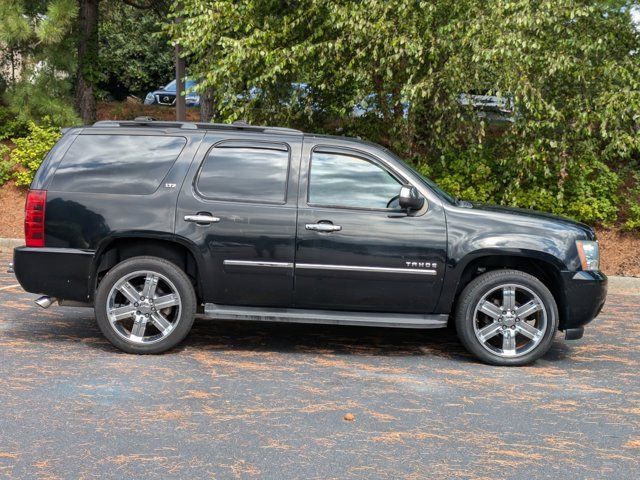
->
[168, 0, 640, 226]
[75, 0, 172, 123]
[0, 0, 80, 126]
[98, 2, 174, 99]
[199, 86, 216, 122]
[0, 0, 175, 125]
[76, 0, 99, 124]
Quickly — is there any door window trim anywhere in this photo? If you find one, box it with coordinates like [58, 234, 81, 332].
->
[194, 139, 292, 205]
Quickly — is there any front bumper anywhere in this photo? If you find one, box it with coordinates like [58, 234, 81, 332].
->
[13, 247, 94, 302]
[559, 270, 607, 331]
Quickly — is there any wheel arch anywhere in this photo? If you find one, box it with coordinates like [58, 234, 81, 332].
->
[440, 249, 567, 327]
[90, 234, 206, 302]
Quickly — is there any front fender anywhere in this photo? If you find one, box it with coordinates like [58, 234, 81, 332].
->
[437, 218, 580, 312]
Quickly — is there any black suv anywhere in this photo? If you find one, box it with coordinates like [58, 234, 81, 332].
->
[12, 119, 607, 365]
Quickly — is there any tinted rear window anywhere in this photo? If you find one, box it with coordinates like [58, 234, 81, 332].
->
[49, 134, 186, 194]
[196, 143, 290, 203]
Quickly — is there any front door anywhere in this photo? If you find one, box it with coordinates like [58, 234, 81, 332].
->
[175, 133, 301, 307]
[293, 145, 447, 313]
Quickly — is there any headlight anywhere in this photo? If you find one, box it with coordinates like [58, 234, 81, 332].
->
[145, 93, 154, 100]
[576, 240, 599, 271]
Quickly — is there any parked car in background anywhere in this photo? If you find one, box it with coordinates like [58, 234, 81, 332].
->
[144, 78, 200, 107]
[351, 92, 513, 122]
[458, 93, 515, 124]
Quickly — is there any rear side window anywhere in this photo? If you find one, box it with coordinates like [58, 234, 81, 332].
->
[196, 142, 290, 203]
[49, 134, 186, 195]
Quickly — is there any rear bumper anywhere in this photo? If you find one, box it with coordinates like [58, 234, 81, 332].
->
[13, 246, 94, 302]
[559, 270, 607, 331]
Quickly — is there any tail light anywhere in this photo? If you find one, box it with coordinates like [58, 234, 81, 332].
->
[25, 189, 47, 247]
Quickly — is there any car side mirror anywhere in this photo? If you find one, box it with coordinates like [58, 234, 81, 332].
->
[399, 185, 424, 212]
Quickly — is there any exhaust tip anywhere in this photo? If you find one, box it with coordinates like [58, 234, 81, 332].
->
[35, 296, 57, 309]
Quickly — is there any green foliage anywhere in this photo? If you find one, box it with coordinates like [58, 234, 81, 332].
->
[0, 105, 29, 140]
[10, 122, 61, 187]
[98, 3, 174, 99]
[168, 0, 640, 227]
[6, 75, 80, 128]
[622, 172, 640, 231]
[625, 204, 640, 231]
[0, 0, 79, 127]
[0, 143, 12, 186]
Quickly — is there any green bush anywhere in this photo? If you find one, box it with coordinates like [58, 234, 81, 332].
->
[0, 143, 12, 186]
[0, 105, 29, 140]
[10, 122, 62, 188]
[624, 204, 640, 231]
[622, 172, 640, 231]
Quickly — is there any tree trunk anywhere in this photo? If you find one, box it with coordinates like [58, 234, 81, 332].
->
[75, 0, 99, 125]
[199, 87, 215, 123]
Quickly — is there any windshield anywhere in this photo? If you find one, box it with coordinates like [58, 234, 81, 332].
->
[163, 79, 197, 91]
[415, 172, 457, 204]
[384, 148, 457, 204]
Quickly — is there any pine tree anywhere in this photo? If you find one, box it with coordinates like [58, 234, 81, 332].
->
[0, 0, 80, 126]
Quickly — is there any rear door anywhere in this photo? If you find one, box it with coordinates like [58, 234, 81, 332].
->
[293, 142, 447, 313]
[175, 133, 301, 307]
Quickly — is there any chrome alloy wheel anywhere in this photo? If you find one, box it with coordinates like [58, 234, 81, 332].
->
[106, 270, 182, 345]
[472, 283, 548, 358]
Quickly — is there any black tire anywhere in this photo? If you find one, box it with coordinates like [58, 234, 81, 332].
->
[455, 269, 558, 366]
[95, 256, 196, 354]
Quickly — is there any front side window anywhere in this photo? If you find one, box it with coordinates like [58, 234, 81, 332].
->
[197, 143, 290, 203]
[308, 151, 402, 209]
[50, 134, 186, 195]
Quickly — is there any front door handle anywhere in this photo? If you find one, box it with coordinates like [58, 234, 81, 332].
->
[305, 223, 342, 232]
[184, 214, 221, 224]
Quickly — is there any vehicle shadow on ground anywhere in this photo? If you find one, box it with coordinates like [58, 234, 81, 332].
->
[2, 302, 572, 364]
[186, 317, 572, 363]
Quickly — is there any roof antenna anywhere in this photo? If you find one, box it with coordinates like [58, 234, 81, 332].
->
[134, 116, 156, 122]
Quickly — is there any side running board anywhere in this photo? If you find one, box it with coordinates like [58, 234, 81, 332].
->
[203, 304, 449, 329]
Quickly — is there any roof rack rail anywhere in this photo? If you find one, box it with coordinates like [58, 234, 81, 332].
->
[92, 119, 302, 135]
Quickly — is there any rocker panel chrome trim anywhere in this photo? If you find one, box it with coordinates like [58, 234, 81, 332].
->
[203, 303, 449, 329]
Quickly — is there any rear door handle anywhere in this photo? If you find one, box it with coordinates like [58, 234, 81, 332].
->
[184, 214, 221, 224]
[305, 223, 342, 232]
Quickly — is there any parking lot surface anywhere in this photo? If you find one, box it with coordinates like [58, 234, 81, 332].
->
[0, 252, 638, 479]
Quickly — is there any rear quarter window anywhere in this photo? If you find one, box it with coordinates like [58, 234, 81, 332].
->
[49, 134, 186, 195]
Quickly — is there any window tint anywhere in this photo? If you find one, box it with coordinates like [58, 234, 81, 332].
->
[197, 144, 290, 203]
[308, 151, 401, 209]
[50, 135, 185, 195]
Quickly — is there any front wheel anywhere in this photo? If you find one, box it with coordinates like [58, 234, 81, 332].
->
[455, 269, 559, 366]
[95, 256, 196, 354]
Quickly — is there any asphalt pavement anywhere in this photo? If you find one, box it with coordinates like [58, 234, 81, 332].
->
[0, 251, 638, 479]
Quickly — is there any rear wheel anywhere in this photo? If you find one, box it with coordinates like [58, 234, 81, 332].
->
[95, 256, 196, 354]
[455, 269, 558, 366]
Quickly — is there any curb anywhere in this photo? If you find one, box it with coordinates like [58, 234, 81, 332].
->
[0, 238, 22, 252]
[607, 275, 640, 295]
